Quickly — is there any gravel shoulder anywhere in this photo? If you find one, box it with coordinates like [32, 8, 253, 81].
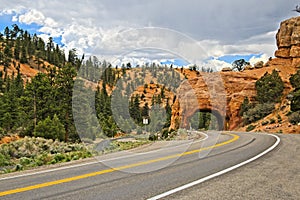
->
[164, 134, 300, 200]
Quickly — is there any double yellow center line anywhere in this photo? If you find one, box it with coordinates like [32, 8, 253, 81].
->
[0, 133, 239, 197]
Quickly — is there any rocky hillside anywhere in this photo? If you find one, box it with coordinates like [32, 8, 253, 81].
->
[0, 57, 49, 83]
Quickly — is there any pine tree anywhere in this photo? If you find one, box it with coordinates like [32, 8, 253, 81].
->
[34, 114, 65, 141]
[239, 97, 250, 116]
[129, 95, 142, 123]
[21, 73, 54, 129]
[4, 45, 12, 58]
[290, 70, 300, 112]
[2, 112, 12, 132]
[164, 99, 172, 128]
[0, 71, 3, 92]
[0, 71, 23, 133]
[161, 86, 165, 98]
[4, 27, 10, 41]
[55, 64, 77, 142]
[46, 37, 54, 63]
[14, 38, 20, 60]
[11, 68, 23, 97]
[20, 45, 27, 63]
[141, 102, 149, 118]
[151, 95, 155, 106]
[11, 24, 20, 39]
[255, 70, 284, 103]
[198, 112, 205, 129]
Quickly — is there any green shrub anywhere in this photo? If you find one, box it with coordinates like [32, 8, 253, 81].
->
[0, 136, 93, 173]
[167, 129, 177, 140]
[149, 133, 158, 141]
[290, 70, 300, 90]
[34, 114, 65, 141]
[54, 153, 65, 162]
[35, 153, 53, 165]
[0, 153, 11, 167]
[161, 128, 169, 139]
[269, 118, 276, 124]
[290, 71, 300, 112]
[288, 111, 300, 125]
[81, 138, 94, 144]
[0, 127, 5, 138]
[277, 114, 282, 123]
[290, 90, 300, 112]
[239, 97, 251, 116]
[136, 127, 143, 135]
[243, 103, 275, 124]
[246, 125, 256, 132]
[19, 157, 32, 165]
[261, 121, 269, 126]
[15, 164, 23, 171]
[177, 128, 187, 135]
[255, 70, 284, 104]
[286, 111, 293, 116]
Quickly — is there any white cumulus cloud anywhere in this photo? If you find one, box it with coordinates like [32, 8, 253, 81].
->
[18, 9, 45, 25]
[0, 6, 25, 16]
[203, 59, 232, 72]
[249, 54, 269, 66]
[0, 0, 293, 71]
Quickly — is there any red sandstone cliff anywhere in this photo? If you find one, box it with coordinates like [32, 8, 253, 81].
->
[170, 16, 300, 133]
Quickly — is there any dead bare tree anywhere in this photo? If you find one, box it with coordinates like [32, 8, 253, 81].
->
[293, 5, 300, 13]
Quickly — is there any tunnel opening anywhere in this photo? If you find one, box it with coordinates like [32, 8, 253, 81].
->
[188, 109, 224, 131]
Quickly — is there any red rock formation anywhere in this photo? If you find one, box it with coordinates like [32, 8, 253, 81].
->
[170, 17, 300, 131]
[275, 16, 300, 67]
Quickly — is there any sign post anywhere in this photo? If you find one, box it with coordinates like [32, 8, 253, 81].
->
[143, 118, 148, 134]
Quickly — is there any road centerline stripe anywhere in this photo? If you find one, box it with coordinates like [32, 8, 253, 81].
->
[0, 132, 208, 181]
[0, 133, 239, 197]
[147, 133, 280, 200]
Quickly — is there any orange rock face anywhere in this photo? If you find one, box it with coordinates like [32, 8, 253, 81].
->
[0, 135, 20, 144]
[276, 16, 300, 67]
[170, 17, 300, 131]
[170, 65, 296, 130]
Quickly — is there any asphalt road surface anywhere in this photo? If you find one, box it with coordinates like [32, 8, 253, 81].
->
[0, 132, 279, 200]
[163, 133, 299, 200]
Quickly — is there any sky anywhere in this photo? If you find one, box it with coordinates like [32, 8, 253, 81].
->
[0, 0, 298, 70]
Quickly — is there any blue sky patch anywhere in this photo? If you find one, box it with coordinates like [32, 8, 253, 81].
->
[52, 35, 63, 46]
[0, 14, 16, 32]
[217, 54, 262, 64]
[0, 14, 42, 34]
[161, 59, 190, 66]
[0, 14, 63, 46]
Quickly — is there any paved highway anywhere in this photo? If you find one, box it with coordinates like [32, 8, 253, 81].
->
[0, 132, 278, 200]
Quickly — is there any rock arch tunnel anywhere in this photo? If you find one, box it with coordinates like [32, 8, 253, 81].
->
[169, 72, 232, 131]
[185, 109, 225, 131]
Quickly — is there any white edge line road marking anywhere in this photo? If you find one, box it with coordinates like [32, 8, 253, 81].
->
[147, 133, 280, 200]
[0, 132, 208, 181]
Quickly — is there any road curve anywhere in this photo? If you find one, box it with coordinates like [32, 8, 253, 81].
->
[0, 132, 278, 200]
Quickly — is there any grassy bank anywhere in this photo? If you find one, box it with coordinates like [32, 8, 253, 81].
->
[0, 136, 151, 174]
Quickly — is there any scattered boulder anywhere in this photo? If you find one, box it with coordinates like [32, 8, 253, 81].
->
[244, 65, 254, 70]
[254, 61, 264, 69]
[221, 67, 232, 72]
